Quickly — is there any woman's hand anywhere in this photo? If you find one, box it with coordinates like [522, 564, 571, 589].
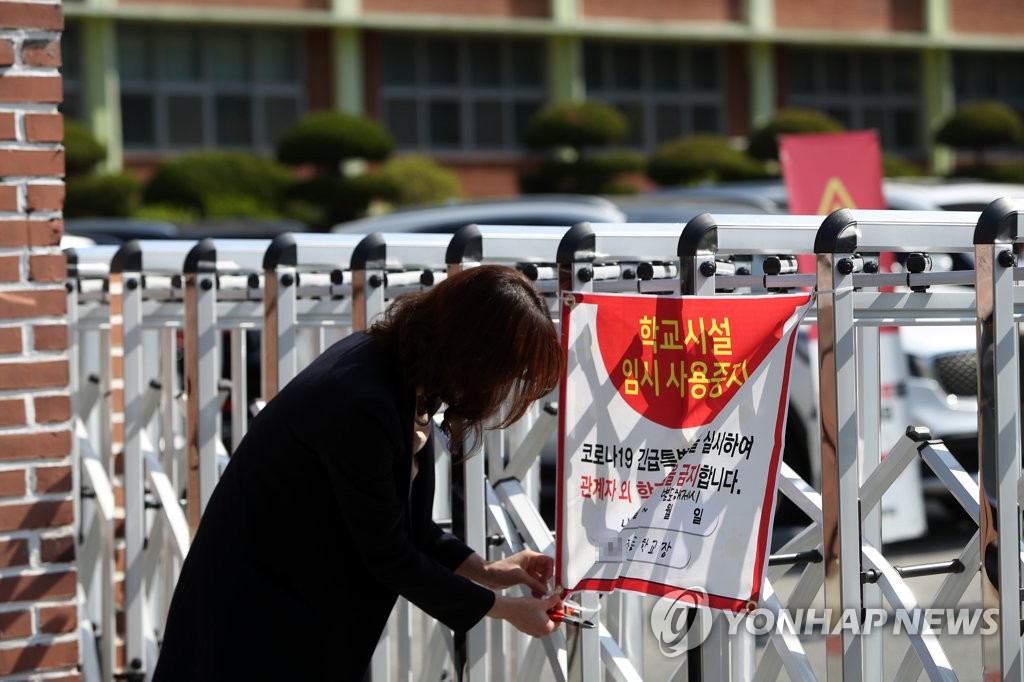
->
[458, 550, 554, 595]
[488, 593, 562, 638]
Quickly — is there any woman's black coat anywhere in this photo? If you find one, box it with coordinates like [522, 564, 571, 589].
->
[153, 332, 495, 680]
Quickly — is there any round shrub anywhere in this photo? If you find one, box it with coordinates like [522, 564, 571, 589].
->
[518, 153, 645, 195]
[142, 151, 293, 217]
[283, 172, 397, 228]
[523, 100, 629, 151]
[935, 101, 1023, 151]
[133, 203, 200, 224]
[276, 111, 394, 171]
[586, 151, 646, 175]
[376, 155, 462, 206]
[65, 172, 141, 218]
[648, 134, 767, 186]
[746, 108, 845, 161]
[64, 119, 106, 176]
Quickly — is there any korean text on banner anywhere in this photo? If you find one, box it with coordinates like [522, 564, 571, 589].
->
[556, 292, 811, 611]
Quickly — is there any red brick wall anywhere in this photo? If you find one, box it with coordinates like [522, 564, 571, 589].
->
[583, 0, 741, 22]
[725, 44, 749, 138]
[444, 158, 528, 198]
[305, 30, 333, 113]
[0, 2, 79, 680]
[363, 0, 548, 17]
[363, 31, 379, 120]
[775, 0, 923, 31]
[950, 0, 1024, 34]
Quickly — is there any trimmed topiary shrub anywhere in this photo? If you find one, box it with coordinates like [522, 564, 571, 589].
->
[142, 151, 293, 218]
[648, 134, 768, 186]
[746, 108, 845, 161]
[64, 119, 106, 177]
[65, 172, 141, 218]
[274, 111, 398, 227]
[935, 101, 1023, 166]
[132, 203, 200, 224]
[519, 152, 645, 195]
[376, 155, 462, 206]
[523, 100, 629, 153]
[276, 111, 394, 172]
[283, 173, 401, 228]
[519, 100, 641, 194]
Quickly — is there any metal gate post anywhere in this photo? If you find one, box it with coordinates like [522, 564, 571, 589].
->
[856, 319, 883, 682]
[815, 210, 864, 681]
[111, 242, 147, 679]
[63, 249, 84, 583]
[351, 234, 387, 332]
[853, 247, 883, 682]
[557, 222, 602, 682]
[440, 250, 490, 682]
[68, 245, 118, 680]
[974, 198, 1023, 682]
[678, 214, 724, 680]
[678, 213, 719, 298]
[183, 239, 220, 529]
[262, 234, 298, 400]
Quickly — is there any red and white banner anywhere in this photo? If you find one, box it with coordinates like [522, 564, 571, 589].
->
[779, 129, 885, 215]
[556, 291, 811, 611]
[780, 129, 887, 276]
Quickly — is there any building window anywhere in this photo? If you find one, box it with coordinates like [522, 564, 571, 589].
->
[583, 41, 726, 150]
[117, 25, 306, 153]
[61, 22, 83, 122]
[784, 48, 922, 154]
[954, 52, 1024, 118]
[378, 34, 547, 152]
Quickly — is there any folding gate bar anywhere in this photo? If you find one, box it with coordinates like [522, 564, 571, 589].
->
[262, 232, 363, 400]
[63, 200, 1024, 681]
[972, 199, 1023, 681]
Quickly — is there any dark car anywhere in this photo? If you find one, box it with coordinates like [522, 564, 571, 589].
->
[64, 218, 181, 244]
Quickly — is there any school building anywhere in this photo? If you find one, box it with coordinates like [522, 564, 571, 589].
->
[63, 0, 1024, 197]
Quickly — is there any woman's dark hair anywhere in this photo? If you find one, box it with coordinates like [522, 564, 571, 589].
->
[368, 265, 563, 458]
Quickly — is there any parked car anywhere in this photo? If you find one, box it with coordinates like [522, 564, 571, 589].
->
[330, 194, 627, 234]
[180, 218, 309, 240]
[611, 194, 779, 223]
[64, 218, 181, 245]
[60, 233, 97, 249]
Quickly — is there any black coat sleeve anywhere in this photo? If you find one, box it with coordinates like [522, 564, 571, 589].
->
[409, 436, 477, 572]
[313, 400, 495, 633]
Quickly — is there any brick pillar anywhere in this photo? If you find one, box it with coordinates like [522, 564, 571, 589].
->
[0, 2, 80, 680]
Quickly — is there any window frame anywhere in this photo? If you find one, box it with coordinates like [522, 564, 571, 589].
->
[378, 33, 548, 153]
[117, 24, 307, 154]
[784, 47, 923, 155]
[583, 40, 727, 150]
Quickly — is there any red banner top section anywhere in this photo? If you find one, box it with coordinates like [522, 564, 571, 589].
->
[586, 293, 809, 429]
